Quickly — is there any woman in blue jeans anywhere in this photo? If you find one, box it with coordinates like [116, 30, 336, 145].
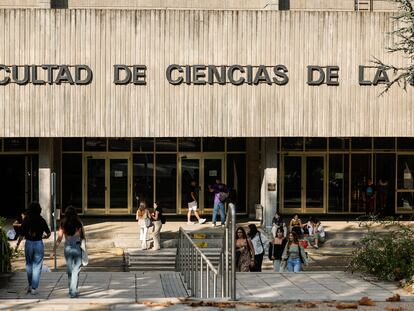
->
[281, 231, 308, 272]
[15, 203, 51, 295]
[51, 206, 86, 298]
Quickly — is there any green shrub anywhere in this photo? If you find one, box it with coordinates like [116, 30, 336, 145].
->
[348, 217, 414, 281]
[0, 217, 13, 273]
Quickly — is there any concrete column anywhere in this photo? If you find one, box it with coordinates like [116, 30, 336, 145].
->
[39, 138, 54, 227]
[246, 138, 261, 218]
[260, 138, 278, 231]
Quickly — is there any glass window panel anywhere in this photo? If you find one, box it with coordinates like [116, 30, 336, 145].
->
[397, 192, 414, 212]
[351, 138, 372, 150]
[132, 138, 154, 152]
[87, 158, 106, 209]
[397, 155, 414, 190]
[108, 138, 131, 151]
[133, 154, 154, 211]
[84, 138, 107, 151]
[62, 138, 83, 152]
[329, 138, 350, 151]
[28, 138, 39, 151]
[281, 138, 303, 151]
[203, 138, 225, 152]
[179, 138, 201, 152]
[156, 138, 177, 152]
[227, 138, 246, 151]
[328, 154, 349, 213]
[156, 154, 177, 213]
[350, 154, 371, 212]
[4, 138, 26, 151]
[62, 154, 83, 214]
[110, 159, 129, 208]
[0, 138, 2, 151]
[397, 138, 414, 150]
[283, 156, 302, 209]
[227, 154, 246, 212]
[305, 138, 327, 151]
[375, 154, 395, 216]
[306, 157, 324, 209]
[374, 138, 395, 150]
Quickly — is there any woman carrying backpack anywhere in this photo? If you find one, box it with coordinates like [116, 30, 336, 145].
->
[150, 201, 163, 251]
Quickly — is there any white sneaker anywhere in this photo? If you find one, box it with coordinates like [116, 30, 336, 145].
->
[30, 288, 38, 295]
[187, 221, 194, 225]
[211, 223, 216, 227]
[198, 218, 206, 224]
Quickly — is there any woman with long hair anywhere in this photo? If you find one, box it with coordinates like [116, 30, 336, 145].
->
[282, 231, 308, 272]
[150, 201, 163, 250]
[268, 227, 288, 272]
[51, 206, 85, 298]
[235, 227, 254, 272]
[248, 224, 268, 272]
[136, 201, 151, 250]
[15, 202, 51, 295]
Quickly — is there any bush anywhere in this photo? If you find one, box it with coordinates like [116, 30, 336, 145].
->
[0, 217, 13, 273]
[348, 217, 414, 281]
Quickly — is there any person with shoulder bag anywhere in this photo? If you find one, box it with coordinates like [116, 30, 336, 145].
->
[269, 227, 288, 272]
[51, 206, 85, 298]
[150, 201, 163, 251]
[136, 201, 151, 250]
[281, 231, 308, 273]
[235, 227, 255, 272]
[248, 224, 268, 272]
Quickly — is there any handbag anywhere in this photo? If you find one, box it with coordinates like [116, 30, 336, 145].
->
[80, 239, 88, 266]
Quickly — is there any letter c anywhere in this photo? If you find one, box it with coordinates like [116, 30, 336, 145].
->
[166, 64, 184, 85]
[0, 65, 11, 85]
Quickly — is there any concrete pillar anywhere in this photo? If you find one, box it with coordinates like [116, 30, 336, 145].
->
[39, 138, 54, 227]
[260, 138, 278, 231]
[246, 138, 261, 218]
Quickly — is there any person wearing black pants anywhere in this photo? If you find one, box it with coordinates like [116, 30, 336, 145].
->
[248, 224, 268, 272]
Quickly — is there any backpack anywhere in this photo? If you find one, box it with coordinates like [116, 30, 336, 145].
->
[219, 191, 229, 202]
[161, 215, 167, 224]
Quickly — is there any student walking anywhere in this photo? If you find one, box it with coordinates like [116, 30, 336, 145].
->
[248, 224, 268, 272]
[209, 178, 228, 227]
[282, 231, 308, 273]
[51, 206, 86, 298]
[15, 202, 51, 295]
[235, 227, 255, 272]
[136, 202, 151, 250]
[186, 180, 206, 225]
[150, 201, 163, 251]
[268, 227, 288, 272]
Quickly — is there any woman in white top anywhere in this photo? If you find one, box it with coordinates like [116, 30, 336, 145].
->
[247, 224, 269, 272]
[136, 202, 151, 250]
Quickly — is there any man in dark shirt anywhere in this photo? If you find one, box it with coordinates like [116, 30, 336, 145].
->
[208, 178, 228, 227]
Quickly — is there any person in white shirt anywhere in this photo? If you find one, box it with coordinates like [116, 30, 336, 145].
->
[247, 224, 269, 272]
[310, 218, 325, 249]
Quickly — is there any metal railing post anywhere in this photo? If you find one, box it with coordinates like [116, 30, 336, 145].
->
[230, 203, 236, 300]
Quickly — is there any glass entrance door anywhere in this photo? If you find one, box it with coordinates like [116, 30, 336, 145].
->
[281, 155, 326, 213]
[84, 155, 131, 214]
[179, 155, 225, 214]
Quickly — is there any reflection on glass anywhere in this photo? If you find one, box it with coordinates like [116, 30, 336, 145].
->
[108, 139, 131, 151]
[306, 157, 324, 208]
[227, 138, 246, 151]
[156, 154, 177, 213]
[133, 138, 154, 152]
[227, 154, 246, 212]
[203, 138, 225, 151]
[110, 159, 128, 209]
[156, 138, 177, 152]
[62, 154, 82, 213]
[305, 138, 327, 151]
[375, 154, 395, 216]
[283, 157, 302, 209]
[374, 138, 395, 150]
[397, 138, 414, 150]
[397, 156, 414, 190]
[351, 138, 372, 150]
[133, 154, 154, 210]
[62, 138, 82, 152]
[84, 138, 107, 151]
[179, 138, 201, 152]
[350, 154, 371, 212]
[204, 159, 222, 210]
[4, 138, 26, 151]
[397, 192, 414, 211]
[28, 138, 39, 151]
[181, 159, 200, 209]
[328, 154, 349, 213]
[87, 159, 106, 209]
[329, 138, 350, 150]
[281, 138, 303, 151]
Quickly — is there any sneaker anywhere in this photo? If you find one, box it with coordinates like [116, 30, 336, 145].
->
[25, 286, 32, 294]
[211, 223, 216, 227]
[187, 221, 194, 225]
[30, 288, 38, 295]
[313, 245, 319, 249]
[198, 218, 206, 224]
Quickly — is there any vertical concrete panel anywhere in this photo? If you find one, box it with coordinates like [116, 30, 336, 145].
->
[39, 138, 53, 226]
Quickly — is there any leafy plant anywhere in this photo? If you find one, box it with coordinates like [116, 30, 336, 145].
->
[0, 217, 13, 272]
[348, 216, 414, 281]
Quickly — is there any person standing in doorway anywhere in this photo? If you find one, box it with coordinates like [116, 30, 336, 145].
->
[136, 202, 151, 250]
[363, 178, 376, 215]
[209, 178, 228, 227]
[150, 201, 163, 250]
[51, 206, 86, 298]
[187, 180, 206, 225]
[15, 203, 51, 295]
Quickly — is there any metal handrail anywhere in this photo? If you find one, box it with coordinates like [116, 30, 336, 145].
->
[176, 202, 236, 300]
